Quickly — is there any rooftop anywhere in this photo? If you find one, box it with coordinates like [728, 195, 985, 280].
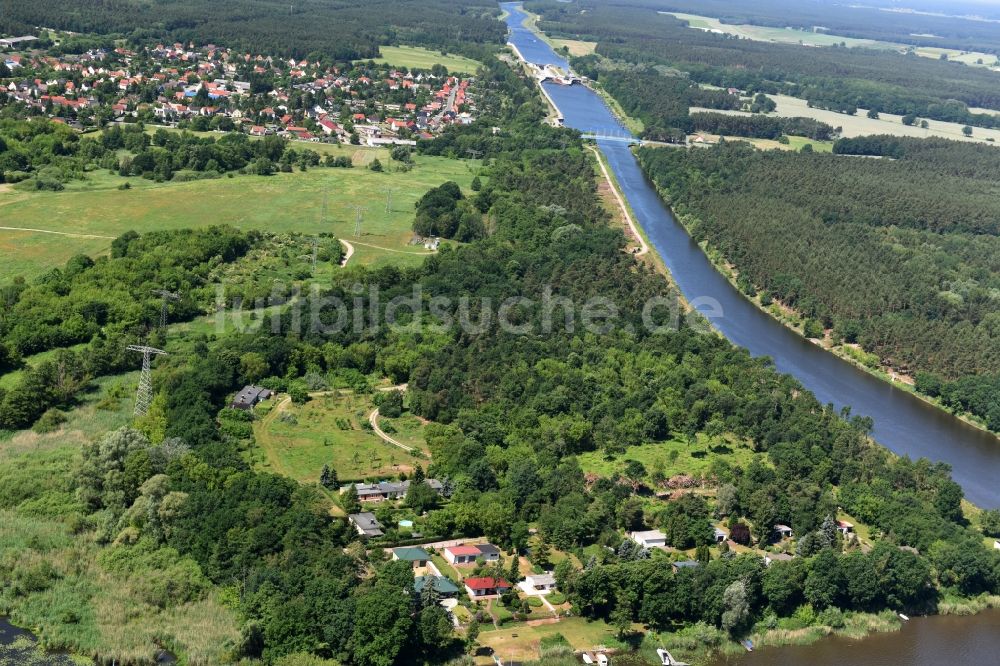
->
[415, 575, 460, 595]
[465, 577, 511, 590]
[393, 547, 430, 561]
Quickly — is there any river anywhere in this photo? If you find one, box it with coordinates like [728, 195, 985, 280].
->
[500, 2, 1000, 510]
[709, 610, 1000, 666]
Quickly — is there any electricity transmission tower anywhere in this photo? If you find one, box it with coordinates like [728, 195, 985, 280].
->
[126, 345, 168, 417]
[346, 204, 368, 237]
[152, 289, 180, 329]
[380, 186, 399, 213]
[465, 148, 483, 160]
[311, 236, 319, 272]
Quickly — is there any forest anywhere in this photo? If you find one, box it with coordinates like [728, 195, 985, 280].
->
[2, 13, 1000, 666]
[636, 139, 1000, 430]
[526, 0, 1000, 129]
[0, 0, 505, 61]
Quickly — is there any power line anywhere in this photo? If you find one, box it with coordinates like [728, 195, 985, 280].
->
[465, 148, 483, 160]
[151, 289, 180, 329]
[380, 186, 399, 213]
[126, 344, 168, 417]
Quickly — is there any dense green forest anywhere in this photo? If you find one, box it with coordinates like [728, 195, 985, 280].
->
[636, 139, 1000, 430]
[0, 0, 505, 61]
[627, 0, 1000, 54]
[526, 0, 1000, 129]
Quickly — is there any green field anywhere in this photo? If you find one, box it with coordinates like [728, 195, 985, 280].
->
[577, 434, 756, 484]
[370, 45, 481, 74]
[663, 11, 1000, 68]
[0, 152, 478, 282]
[253, 392, 430, 485]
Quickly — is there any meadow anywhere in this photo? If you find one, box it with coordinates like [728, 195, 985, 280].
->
[691, 93, 1000, 144]
[370, 45, 482, 74]
[252, 391, 431, 485]
[0, 151, 479, 281]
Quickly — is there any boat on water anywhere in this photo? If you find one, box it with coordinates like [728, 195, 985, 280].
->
[899, 613, 910, 621]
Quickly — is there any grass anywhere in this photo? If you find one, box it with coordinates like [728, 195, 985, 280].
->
[252, 392, 430, 484]
[0, 153, 478, 282]
[369, 45, 481, 74]
[478, 617, 625, 663]
[576, 433, 757, 484]
[690, 92, 1000, 144]
[551, 39, 597, 57]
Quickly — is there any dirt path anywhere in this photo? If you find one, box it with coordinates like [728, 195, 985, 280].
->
[255, 395, 294, 477]
[339, 239, 355, 266]
[0, 225, 115, 239]
[351, 239, 437, 255]
[587, 144, 649, 256]
[368, 407, 417, 453]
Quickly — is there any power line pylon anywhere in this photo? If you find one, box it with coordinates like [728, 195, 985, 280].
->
[380, 186, 399, 213]
[152, 289, 180, 329]
[346, 204, 368, 237]
[465, 148, 483, 160]
[126, 345, 168, 417]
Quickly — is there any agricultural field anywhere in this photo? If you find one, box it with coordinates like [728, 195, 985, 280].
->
[552, 38, 597, 57]
[663, 11, 1000, 68]
[0, 152, 478, 282]
[252, 391, 431, 485]
[370, 45, 482, 74]
[691, 93, 1000, 143]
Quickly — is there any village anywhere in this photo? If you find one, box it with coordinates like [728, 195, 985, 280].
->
[0, 36, 478, 145]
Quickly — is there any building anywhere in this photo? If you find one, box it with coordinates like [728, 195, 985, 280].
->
[443, 543, 501, 565]
[0, 36, 38, 49]
[836, 520, 854, 536]
[994, 540, 1000, 551]
[671, 560, 700, 572]
[629, 529, 667, 548]
[348, 512, 384, 538]
[444, 544, 483, 565]
[392, 547, 430, 568]
[764, 552, 795, 566]
[341, 478, 444, 503]
[524, 574, 557, 592]
[713, 527, 728, 543]
[231, 385, 273, 410]
[773, 524, 794, 541]
[415, 575, 459, 598]
[464, 576, 511, 599]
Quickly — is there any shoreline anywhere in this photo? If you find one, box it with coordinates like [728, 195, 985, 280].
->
[646, 177, 1000, 443]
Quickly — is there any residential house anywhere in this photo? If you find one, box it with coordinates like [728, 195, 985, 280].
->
[773, 524, 794, 541]
[713, 527, 728, 543]
[231, 385, 273, 410]
[443, 545, 483, 565]
[475, 543, 501, 562]
[629, 529, 667, 548]
[671, 560, 700, 572]
[524, 574, 557, 592]
[348, 512, 384, 538]
[836, 520, 854, 536]
[391, 547, 430, 568]
[464, 577, 511, 599]
[415, 575, 459, 598]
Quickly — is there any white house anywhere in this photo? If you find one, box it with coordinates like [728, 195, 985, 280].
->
[523, 573, 557, 592]
[629, 529, 667, 548]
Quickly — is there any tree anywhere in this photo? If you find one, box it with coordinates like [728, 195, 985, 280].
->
[379, 389, 404, 418]
[369, 158, 383, 172]
[866, 109, 879, 119]
[507, 554, 521, 585]
[980, 509, 1000, 537]
[804, 549, 843, 610]
[351, 578, 414, 666]
[320, 464, 338, 490]
[901, 114, 917, 126]
[239, 352, 269, 383]
[962, 125, 973, 137]
[721, 579, 750, 635]
[342, 484, 361, 514]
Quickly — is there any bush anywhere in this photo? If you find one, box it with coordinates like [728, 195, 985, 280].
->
[32, 408, 67, 433]
[547, 592, 566, 605]
[527, 596, 543, 607]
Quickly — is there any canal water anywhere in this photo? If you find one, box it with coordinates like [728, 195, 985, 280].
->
[500, 2, 1000, 510]
[0, 617, 77, 665]
[708, 610, 1000, 666]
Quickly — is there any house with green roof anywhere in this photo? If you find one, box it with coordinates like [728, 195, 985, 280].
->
[391, 546, 430, 567]
[414, 575, 459, 598]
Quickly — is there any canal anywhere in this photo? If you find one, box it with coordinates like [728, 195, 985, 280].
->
[501, 1, 1000, 510]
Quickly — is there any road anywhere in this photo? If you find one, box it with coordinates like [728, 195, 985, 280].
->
[587, 144, 648, 256]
